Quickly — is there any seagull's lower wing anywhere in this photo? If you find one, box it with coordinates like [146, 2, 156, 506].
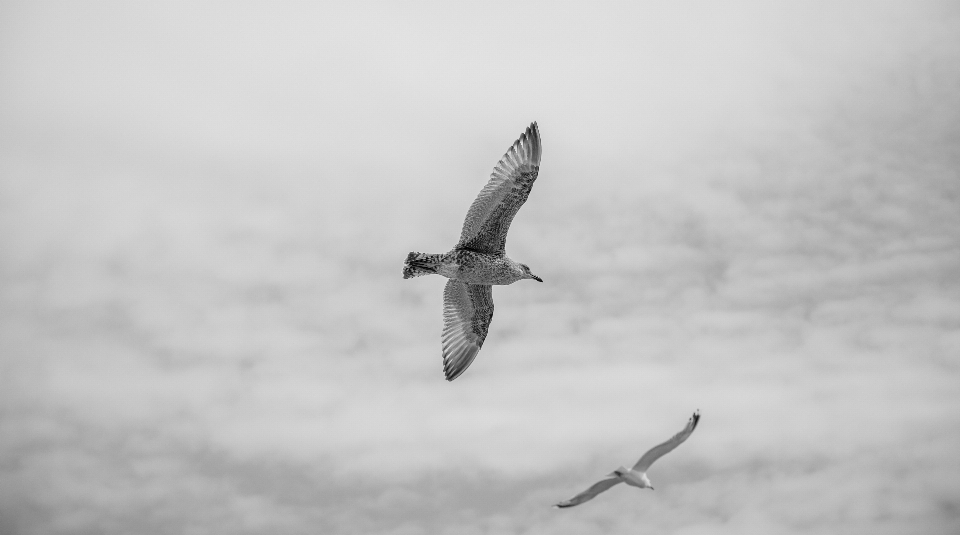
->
[441, 280, 494, 381]
[554, 476, 622, 508]
[632, 411, 700, 472]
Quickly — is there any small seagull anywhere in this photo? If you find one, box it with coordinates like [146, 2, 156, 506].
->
[554, 411, 701, 508]
[403, 122, 543, 381]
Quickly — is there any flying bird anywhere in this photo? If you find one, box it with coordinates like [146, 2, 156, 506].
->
[554, 411, 700, 508]
[403, 122, 543, 381]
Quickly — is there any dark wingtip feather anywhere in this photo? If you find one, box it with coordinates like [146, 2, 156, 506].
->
[443, 360, 462, 381]
[445, 363, 466, 381]
[526, 121, 541, 165]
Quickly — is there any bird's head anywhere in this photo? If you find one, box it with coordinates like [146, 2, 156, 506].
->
[519, 263, 543, 282]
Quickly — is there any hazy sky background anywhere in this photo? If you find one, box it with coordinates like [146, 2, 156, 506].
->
[1, 1, 959, 534]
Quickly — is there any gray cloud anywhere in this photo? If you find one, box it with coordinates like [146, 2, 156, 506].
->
[2, 1, 960, 534]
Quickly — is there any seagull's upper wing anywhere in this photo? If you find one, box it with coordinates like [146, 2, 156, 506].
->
[441, 280, 494, 381]
[554, 476, 622, 508]
[632, 411, 700, 472]
[456, 122, 541, 254]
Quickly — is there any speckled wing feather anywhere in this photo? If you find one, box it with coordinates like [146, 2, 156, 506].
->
[554, 476, 623, 508]
[441, 280, 494, 381]
[456, 122, 541, 254]
[632, 411, 700, 472]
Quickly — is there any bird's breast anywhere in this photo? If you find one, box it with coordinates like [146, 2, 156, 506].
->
[621, 471, 648, 488]
[448, 251, 520, 285]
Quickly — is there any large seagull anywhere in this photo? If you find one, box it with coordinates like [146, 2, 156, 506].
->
[403, 122, 543, 381]
[555, 411, 701, 508]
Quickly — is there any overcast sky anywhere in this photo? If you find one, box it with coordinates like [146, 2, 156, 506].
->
[1, 1, 959, 534]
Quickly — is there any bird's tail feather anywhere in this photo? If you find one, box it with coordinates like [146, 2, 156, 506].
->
[403, 252, 443, 279]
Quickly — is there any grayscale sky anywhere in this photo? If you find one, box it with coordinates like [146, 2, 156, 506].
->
[1, 1, 959, 534]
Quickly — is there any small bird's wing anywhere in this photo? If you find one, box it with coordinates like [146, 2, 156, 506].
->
[441, 280, 494, 381]
[554, 476, 623, 508]
[456, 122, 541, 254]
[632, 411, 700, 472]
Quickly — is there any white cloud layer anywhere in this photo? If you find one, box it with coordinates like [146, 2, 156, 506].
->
[2, 1, 959, 534]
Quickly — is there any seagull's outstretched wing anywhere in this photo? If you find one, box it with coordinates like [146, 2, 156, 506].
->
[456, 122, 541, 255]
[632, 411, 700, 472]
[554, 476, 622, 508]
[441, 280, 494, 381]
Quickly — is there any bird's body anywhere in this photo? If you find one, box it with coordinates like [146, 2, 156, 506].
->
[405, 250, 531, 286]
[403, 122, 543, 381]
[614, 467, 653, 489]
[555, 411, 701, 508]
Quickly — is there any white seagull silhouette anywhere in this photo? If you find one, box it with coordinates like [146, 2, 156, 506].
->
[554, 411, 700, 508]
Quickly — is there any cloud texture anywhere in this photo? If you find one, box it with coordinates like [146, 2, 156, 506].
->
[1, 1, 959, 534]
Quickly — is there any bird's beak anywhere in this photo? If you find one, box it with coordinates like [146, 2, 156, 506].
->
[649, 487, 655, 491]
[531, 274, 543, 282]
